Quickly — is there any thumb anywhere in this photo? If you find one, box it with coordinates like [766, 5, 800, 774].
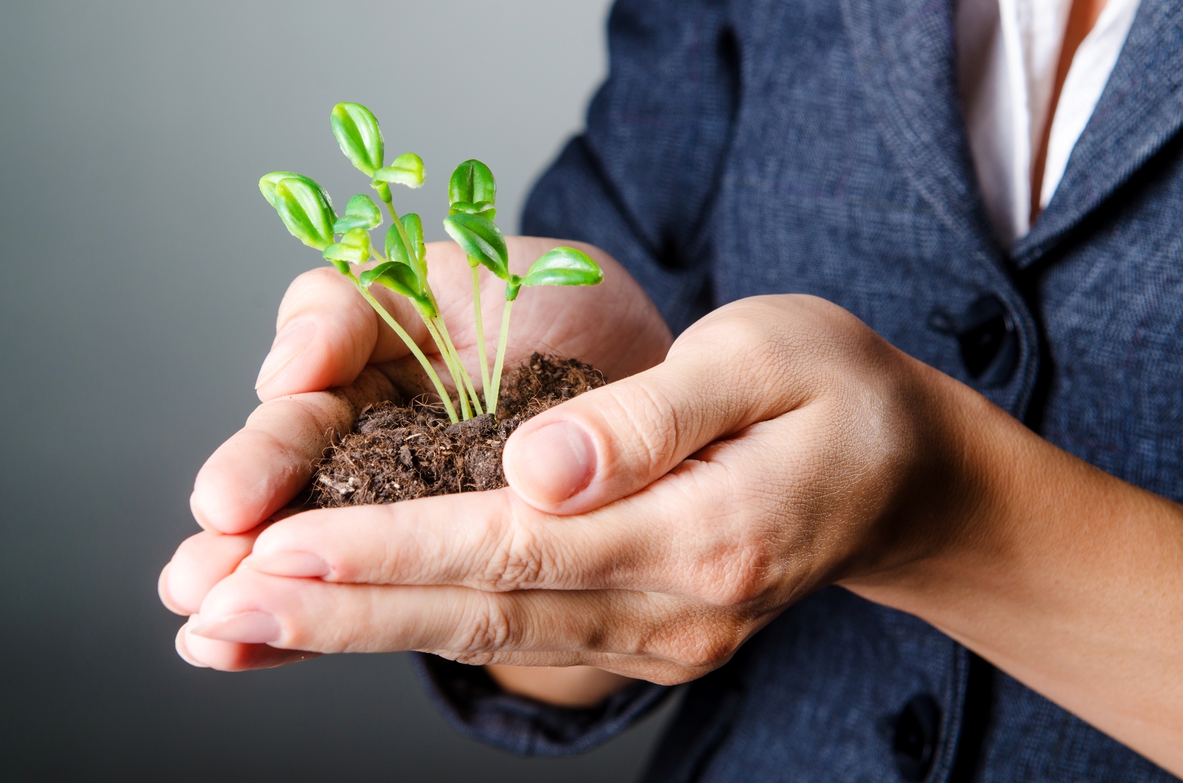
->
[502, 315, 806, 515]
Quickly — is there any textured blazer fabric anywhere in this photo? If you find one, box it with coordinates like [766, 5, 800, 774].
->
[414, 0, 1183, 779]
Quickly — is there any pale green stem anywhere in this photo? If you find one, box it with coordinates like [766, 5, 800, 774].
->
[383, 198, 479, 416]
[419, 311, 471, 420]
[488, 298, 515, 417]
[433, 315, 483, 416]
[471, 265, 493, 411]
[350, 276, 458, 424]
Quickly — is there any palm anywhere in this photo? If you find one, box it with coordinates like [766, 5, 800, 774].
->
[381, 237, 671, 396]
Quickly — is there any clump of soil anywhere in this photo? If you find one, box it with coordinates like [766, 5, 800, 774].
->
[311, 354, 605, 507]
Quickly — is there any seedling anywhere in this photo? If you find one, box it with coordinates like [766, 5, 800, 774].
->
[260, 102, 603, 424]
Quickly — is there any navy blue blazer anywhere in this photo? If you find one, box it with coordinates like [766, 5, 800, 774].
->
[415, 0, 1183, 779]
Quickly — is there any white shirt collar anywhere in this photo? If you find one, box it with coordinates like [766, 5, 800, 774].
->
[957, 0, 1142, 246]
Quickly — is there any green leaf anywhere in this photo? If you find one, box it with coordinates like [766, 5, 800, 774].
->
[332, 194, 383, 232]
[361, 261, 428, 305]
[273, 177, 337, 250]
[372, 153, 425, 189]
[443, 213, 509, 279]
[385, 214, 428, 282]
[322, 243, 368, 265]
[448, 200, 498, 221]
[448, 160, 496, 207]
[331, 103, 384, 177]
[322, 227, 372, 265]
[259, 171, 316, 207]
[522, 247, 604, 288]
[385, 222, 410, 267]
[401, 213, 427, 277]
[341, 227, 372, 252]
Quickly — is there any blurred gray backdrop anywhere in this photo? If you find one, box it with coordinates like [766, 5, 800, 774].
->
[0, 1, 677, 780]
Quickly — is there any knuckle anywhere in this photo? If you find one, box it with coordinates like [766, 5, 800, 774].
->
[669, 623, 742, 671]
[477, 499, 560, 591]
[453, 592, 515, 658]
[488, 524, 545, 591]
[670, 474, 774, 609]
[697, 531, 774, 608]
[640, 605, 745, 673]
[705, 550, 769, 608]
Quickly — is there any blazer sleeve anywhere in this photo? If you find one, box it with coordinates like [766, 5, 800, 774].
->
[523, 0, 740, 334]
[411, 654, 671, 756]
[413, 0, 740, 757]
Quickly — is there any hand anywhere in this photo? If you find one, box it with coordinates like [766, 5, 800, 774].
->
[165, 263, 1183, 775]
[165, 293, 977, 683]
[161, 237, 672, 674]
[378, 290, 1182, 776]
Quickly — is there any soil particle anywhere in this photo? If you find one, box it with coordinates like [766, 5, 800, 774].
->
[311, 353, 605, 507]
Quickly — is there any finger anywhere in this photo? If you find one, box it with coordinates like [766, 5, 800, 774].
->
[246, 460, 776, 611]
[257, 266, 430, 400]
[188, 569, 743, 674]
[502, 298, 818, 515]
[159, 564, 184, 616]
[178, 620, 319, 672]
[190, 368, 395, 534]
[242, 482, 701, 594]
[174, 624, 208, 667]
[163, 524, 271, 615]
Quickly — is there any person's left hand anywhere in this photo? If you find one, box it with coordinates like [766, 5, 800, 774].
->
[169, 294, 986, 682]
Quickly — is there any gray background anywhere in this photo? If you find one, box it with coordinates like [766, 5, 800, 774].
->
[0, 1, 677, 780]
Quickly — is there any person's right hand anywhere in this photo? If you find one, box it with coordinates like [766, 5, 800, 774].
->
[160, 237, 673, 679]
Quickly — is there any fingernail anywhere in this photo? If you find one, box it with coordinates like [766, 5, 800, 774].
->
[255, 319, 316, 390]
[506, 420, 596, 504]
[159, 563, 185, 615]
[188, 491, 213, 531]
[176, 626, 210, 668]
[245, 551, 329, 578]
[189, 611, 281, 644]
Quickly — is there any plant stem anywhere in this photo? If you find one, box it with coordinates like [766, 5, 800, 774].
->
[381, 198, 472, 417]
[419, 312, 471, 420]
[471, 265, 493, 412]
[380, 199, 484, 418]
[433, 314, 483, 416]
[350, 276, 459, 424]
[488, 298, 515, 417]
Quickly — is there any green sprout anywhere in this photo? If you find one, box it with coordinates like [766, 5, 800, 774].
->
[259, 102, 603, 424]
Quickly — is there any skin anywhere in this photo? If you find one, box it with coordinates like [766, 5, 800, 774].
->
[162, 236, 1183, 775]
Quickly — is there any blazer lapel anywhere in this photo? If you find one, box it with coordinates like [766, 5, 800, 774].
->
[1013, 0, 1183, 268]
[840, 0, 998, 254]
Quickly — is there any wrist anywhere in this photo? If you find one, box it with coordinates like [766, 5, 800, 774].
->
[839, 362, 1018, 605]
[484, 664, 636, 708]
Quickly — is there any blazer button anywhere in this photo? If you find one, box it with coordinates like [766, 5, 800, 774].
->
[928, 294, 1019, 387]
[892, 694, 941, 781]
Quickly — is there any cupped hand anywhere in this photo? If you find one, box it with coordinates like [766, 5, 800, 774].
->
[166, 291, 985, 682]
[161, 237, 672, 670]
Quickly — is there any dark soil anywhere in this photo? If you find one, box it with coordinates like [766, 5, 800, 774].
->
[311, 353, 605, 507]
